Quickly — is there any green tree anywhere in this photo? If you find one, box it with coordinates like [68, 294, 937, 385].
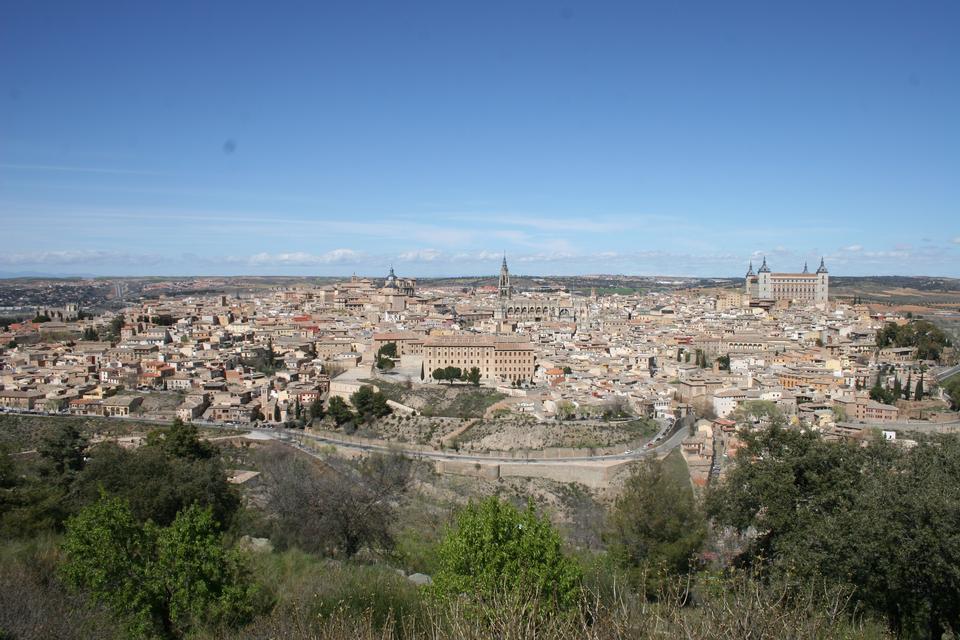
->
[0, 440, 73, 537]
[327, 396, 354, 427]
[61, 497, 255, 638]
[350, 385, 392, 423]
[914, 371, 924, 400]
[108, 315, 125, 338]
[876, 320, 949, 361]
[562, 366, 573, 375]
[146, 419, 214, 461]
[717, 354, 731, 371]
[377, 342, 398, 358]
[945, 377, 960, 411]
[81, 327, 99, 341]
[0, 445, 15, 489]
[432, 367, 446, 383]
[433, 497, 582, 615]
[75, 442, 238, 528]
[420, 362, 425, 380]
[707, 426, 960, 637]
[308, 397, 325, 421]
[466, 366, 481, 386]
[608, 455, 705, 590]
[37, 423, 87, 483]
[870, 379, 893, 405]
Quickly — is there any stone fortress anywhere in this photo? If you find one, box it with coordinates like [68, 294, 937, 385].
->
[745, 257, 828, 305]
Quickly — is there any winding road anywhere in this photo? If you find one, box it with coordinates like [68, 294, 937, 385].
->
[267, 417, 689, 465]
[2, 409, 690, 481]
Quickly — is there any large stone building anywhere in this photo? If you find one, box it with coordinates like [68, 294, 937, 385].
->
[422, 335, 535, 383]
[493, 256, 579, 322]
[381, 266, 416, 297]
[37, 303, 81, 322]
[745, 257, 828, 305]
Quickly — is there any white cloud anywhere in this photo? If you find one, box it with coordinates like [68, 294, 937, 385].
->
[953, 237, 960, 245]
[397, 249, 443, 262]
[243, 250, 365, 266]
[842, 244, 863, 252]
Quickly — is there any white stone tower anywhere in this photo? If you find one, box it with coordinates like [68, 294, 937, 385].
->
[815, 257, 829, 304]
[757, 256, 772, 299]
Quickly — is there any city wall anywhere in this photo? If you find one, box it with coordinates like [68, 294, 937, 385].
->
[435, 459, 633, 488]
[304, 428, 645, 459]
[302, 428, 645, 487]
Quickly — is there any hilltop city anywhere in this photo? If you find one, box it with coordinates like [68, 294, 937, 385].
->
[2, 257, 957, 489]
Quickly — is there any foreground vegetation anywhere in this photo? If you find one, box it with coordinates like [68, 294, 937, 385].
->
[2, 413, 958, 638]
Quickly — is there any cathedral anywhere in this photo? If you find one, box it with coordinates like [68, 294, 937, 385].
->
[493, 255, 581, 322]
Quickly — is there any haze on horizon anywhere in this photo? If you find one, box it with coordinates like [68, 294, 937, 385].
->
[1, 1, 958, 278]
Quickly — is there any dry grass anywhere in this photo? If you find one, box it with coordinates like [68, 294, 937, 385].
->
[206, 573, 892, 640]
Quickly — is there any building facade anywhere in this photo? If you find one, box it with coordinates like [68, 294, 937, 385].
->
[745, 257, 828, 305]
[422, 335, 535, 383]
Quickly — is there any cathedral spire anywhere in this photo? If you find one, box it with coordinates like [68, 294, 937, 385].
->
[817, 257, 828, 274]
[803, 261, 809, 274]
[498, 253, 511, 300]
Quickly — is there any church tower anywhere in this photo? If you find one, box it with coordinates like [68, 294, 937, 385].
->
[498, 254, 512, 300]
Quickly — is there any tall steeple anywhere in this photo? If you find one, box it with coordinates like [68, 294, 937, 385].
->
[802, 261, 809, 274]
[745, 261, 755, 277]
[758, 256, 771, 273]
[816, 257, 828, 274]
[498, 253, 511, 300]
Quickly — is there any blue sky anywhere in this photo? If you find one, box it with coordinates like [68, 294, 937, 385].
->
[1, 0, 958, 277]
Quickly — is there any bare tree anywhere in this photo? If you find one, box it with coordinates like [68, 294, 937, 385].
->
[0, 549, 123, 640]
[257, 446, 412, 557]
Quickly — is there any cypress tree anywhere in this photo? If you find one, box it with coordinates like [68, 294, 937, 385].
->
[915, 373, 924, 401]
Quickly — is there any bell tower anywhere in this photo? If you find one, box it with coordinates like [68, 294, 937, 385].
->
[498, 254, 512, 300]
